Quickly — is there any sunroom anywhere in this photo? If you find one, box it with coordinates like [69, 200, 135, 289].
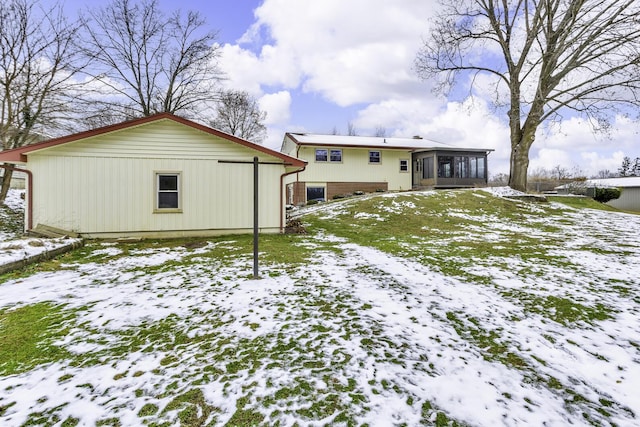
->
[412, 149, 492, 188]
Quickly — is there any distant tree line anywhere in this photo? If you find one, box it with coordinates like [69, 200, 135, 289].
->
[490, 156, 640, 192]
[617, 156, 640, 177]
[0, 0, 267, 203]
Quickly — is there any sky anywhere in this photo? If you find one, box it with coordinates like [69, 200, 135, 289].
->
[54, 0, 640, 177]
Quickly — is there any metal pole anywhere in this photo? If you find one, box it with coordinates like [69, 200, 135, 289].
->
[253, 156, 259, 279]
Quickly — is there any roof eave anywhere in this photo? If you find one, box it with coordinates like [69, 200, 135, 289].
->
[0, 113, 305, 166]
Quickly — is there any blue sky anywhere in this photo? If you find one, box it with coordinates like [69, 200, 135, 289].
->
[53, 0, 640, 176]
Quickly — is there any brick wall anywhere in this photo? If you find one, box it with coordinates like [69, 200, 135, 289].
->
[327, 182, 388, 200]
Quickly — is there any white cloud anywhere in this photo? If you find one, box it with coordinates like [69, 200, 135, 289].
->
[216, 0, 640, 180]
[259, 91, 291, 125]
[222, 0, 436, 106]
[529, 115, 640, 176]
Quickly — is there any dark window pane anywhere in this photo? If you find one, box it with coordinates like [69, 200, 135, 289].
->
[330, 149, 342, 162]
[400, 160, 408, 171]
[369, 151, 381, 163]
[422, 157, 434, 179]
[455, 157, 469, 178]
[438, 156, 454, 178]
[315, 149, 328, 162]
[306, 186, 325, 201]
[159, 175, 178, 191]
[158, 192, 178, 208]
[477, 157, 486, 178]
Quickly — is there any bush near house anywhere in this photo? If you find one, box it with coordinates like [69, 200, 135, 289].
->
[593, 187, 621, 204]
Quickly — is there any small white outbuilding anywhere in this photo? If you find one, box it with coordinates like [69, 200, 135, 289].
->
[0, 113, 306, 238]
[556, 177, 640, 212]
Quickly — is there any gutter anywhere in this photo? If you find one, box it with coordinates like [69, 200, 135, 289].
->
[1, 163, 33, 231]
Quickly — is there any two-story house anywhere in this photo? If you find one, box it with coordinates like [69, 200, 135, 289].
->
[281, 132, 493, 205]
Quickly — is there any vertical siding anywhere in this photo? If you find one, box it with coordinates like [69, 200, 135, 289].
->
[38, 119, 275, 161]
[608, 188, 640, 211]
[27, 121, 286, 235]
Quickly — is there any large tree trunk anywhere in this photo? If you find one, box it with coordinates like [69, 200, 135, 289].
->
[508, 124, 536, 193]
[0, 167, 13, 203]
[508, 140, 530, 192]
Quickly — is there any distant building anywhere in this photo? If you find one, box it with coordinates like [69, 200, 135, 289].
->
[556, 177, 640, 211]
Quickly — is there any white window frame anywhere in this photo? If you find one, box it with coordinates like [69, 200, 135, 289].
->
[329, 149, 343, 162]
[154, 171, 182, 213]
[315, 149, 328, 162]
[399, 159, 409, 172]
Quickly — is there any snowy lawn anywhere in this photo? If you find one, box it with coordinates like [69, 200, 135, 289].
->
[0, 190, 25, 242]
[0, 190, 81, 271]
[0, 189, 639, 426]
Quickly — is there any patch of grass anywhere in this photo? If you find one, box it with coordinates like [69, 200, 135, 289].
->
[445, 311, 528, 369]
[226, 408, 264, 426]
[0, 401, 16, 417]
[303, 191, 570, 279]
[161, 388, 219, 427]
[137, 403, 159, 417]
[421, 401, 467, 426]
[547, 196, 623, 212]
[502, 292, 615, 326]
[0, 302, 74, 375]
[61, 416, 80, 427]
[21, 403, 69, 426]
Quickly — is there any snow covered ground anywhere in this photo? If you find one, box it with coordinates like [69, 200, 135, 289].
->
[0, 190, 81, 270]
[0, 189, 639, 426]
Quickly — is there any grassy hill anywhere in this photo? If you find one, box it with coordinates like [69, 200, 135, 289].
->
[1, 189, 639, 426]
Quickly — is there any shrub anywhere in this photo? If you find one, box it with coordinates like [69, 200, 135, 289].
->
[333, 194, 345, 200]
[306, 200, 319, 206]
[593, 187, 621, 204]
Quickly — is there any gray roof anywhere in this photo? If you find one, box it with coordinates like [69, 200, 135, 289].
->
[284, 133, 492, 153]
[556, 177, 640, 189]
[584, 177, 640, 188]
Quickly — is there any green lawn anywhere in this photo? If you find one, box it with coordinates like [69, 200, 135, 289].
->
[1, 189, 638, 426]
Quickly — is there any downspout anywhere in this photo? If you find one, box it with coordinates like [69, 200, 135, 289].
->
[1, 164, 33, 231]
[280, 165, 306, 233]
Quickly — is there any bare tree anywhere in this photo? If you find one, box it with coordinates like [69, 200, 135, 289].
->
[210, 90, 267, 143]
[416, 0, 640, 192]
[80, 0, 223, 120]
[551, 165, 571, 181]
[0, 0, 84, 203]
[595, 169, 615, 179]
[347, 122, 358, 136]
[374, 126, 388, 138]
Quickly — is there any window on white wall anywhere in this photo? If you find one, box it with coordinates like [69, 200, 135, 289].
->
[369, 151, 381, 164]
[330, 149, 342, 162]
[399, 159, 409, 172]
[156, 172, 181, 211]
[315, 149, 328, 162]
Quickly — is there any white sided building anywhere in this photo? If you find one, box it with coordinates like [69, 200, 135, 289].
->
[0, 113, 306, 238]
[281, 132, 492, 205]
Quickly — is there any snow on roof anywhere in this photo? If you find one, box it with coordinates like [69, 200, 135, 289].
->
[585, 177, 640, 188]
[286, 132, 491, 152]
[557, 177, 640, 189]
